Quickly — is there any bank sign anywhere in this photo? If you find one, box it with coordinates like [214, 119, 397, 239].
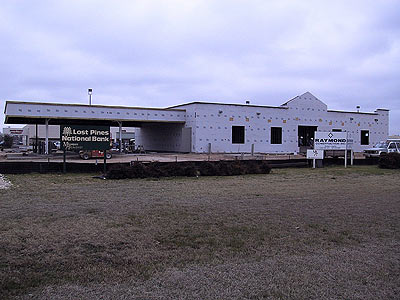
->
[60, 125, 111, 151]
[314, 131, 352, 150]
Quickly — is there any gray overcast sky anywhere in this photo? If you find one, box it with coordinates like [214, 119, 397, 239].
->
[1, 0, 399, 134]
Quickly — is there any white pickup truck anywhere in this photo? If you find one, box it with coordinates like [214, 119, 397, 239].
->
[363, 140, 400, 158]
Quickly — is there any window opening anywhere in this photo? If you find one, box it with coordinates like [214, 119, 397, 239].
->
[271, 127, 282, 144]
[361, 130, 369, 145]
[232, 126, 245, 144]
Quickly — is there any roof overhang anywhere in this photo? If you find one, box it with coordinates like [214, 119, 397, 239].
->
[4, 101, 186, 127]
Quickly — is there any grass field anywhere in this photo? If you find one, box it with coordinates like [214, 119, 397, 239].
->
[0, 166, 399, 299]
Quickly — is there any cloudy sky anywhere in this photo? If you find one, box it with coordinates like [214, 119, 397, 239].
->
[1, 0, 399, 134]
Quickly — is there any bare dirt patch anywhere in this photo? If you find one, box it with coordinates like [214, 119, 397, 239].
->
[0, 166, 399, 299]
[0, 174, 11, 190]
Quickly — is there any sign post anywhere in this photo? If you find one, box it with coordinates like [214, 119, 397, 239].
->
[104, 150, 107, 174]
[345, 137, 347, 168]
[307, 149, 324, 168]
[63, 149, 66, 173]
[60, 125, 111, 174]
[351, 149, 354, 166]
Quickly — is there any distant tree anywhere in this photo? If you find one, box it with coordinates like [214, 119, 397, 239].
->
[0, 133, 3, 142]
[3, 134, 13, 148]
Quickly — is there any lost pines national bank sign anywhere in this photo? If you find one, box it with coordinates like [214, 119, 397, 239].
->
[60, 125, 111, 151]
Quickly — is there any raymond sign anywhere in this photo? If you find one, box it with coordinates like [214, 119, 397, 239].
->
[314, 131, 352, 150]
[60, 125, 111, 151]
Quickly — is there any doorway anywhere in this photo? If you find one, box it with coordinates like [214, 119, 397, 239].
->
[298, 126, 318, 153]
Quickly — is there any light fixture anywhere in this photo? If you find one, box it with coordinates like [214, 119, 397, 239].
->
[88, 89, 93, 105]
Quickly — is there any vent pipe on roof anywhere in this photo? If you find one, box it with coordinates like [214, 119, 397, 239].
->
[356, 105, 360, 113]
[245, 100, 250, 105]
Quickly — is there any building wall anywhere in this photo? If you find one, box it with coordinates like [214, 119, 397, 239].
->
[8, 92, 389, 153]
[175, 92, 389, 153]
[2, 127, 29, 145]
[25, 124, 60, 141]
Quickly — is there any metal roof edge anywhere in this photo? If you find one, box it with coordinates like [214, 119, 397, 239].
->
[168, 101, 288, 109]
[5, 100, 186, 112]
[4, 115, 186, 124]
[327, 109, 378, 115]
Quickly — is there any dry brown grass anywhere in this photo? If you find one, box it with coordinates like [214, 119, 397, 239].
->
[0, 166, 399, 299]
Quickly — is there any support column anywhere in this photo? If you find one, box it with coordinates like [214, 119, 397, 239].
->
[351, 149, 354, 166]
[35, 123, 38, 153]
[118, 122, 123, 153]
[344, 131, 348, 168]
[45, 119, 49, 155]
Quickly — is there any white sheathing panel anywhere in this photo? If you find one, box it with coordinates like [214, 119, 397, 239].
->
[5, 102, 186, 123]
[324, 110, 388, 152]
[283, 92, 328, 111]
[178, 105, 197, 152]
[179, 93, 389, 153]
[179, 103, 294, 153]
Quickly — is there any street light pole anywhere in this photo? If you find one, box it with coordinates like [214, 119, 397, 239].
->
[88, 88, 93, 105]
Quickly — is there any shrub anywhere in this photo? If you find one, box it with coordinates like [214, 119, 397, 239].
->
[3, 134, 13, 148]
[106, 164, 134, 179]
[182, 163, 198, 177]
[244, 160, 261, 174]
[378, 152, 400, 169]
[258, 160, 272, 174]
[105, 160, 271, 179]
[199, 161, 218, 176]
[130, 162, 148, 178]
[217, 161, 244, 176]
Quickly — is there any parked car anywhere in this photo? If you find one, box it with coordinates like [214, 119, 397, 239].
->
[79, 150, 112, 160]
[363, 140, 400, 158]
